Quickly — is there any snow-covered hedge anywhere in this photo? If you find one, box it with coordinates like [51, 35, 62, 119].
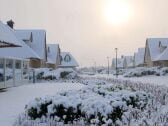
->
[124, 67, 168, 77]
[78, 76, 168, 126]
[14, 82, 150, 126]
[34, 68, 78, 80]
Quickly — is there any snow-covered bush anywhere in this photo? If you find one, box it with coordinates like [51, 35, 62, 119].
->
[78, 76, 168, 126]
[123, 67, 168, 77]
[160, 67, 168, 75]
[34, 68, 78, 80]
[15, 82, 150, 126]
[34, 68, 51, 80]
[43, 68, 77, 80]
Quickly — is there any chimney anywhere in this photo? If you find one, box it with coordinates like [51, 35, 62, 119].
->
[7, 20, 14, 29]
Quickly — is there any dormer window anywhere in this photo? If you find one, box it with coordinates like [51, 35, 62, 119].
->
[22, 32, 33, 45]
[159, 41, 161, 47]
[159, 41, 167, 53]
[30, 32, 33, 42]
[64, 54, 71, 62]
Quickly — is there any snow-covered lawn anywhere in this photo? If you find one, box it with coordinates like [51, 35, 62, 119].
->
[0, 82, 83, 126]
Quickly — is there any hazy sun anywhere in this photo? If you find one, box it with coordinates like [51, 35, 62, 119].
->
[104, 0, 131, 25]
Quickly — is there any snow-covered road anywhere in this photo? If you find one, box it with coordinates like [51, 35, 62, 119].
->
[0, 82, 83, 126]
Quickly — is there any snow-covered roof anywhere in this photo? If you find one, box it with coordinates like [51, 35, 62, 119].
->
[112, 58, 124, 68]
[15, 31, 32, 41]
[0, 21, 22, 47]
[0, 38, 40, 59]
[146, 38, 168, 61]
[154, 47, 168, 61]
[15, 30, 46, 60]
[59, 52, 79, 67]
[134, 48, 145, 66]
[47, 44, 59, 64]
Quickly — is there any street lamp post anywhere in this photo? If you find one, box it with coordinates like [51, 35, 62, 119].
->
[115, 48, 118, 78]
[107, 57, 109, 75]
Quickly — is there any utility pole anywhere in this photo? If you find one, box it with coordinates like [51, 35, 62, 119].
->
[107, 57, 109, 75]
[115, 48, 118, 78]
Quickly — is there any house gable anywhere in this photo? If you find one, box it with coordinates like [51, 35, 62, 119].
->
[47, 44, 60, 67]
[15, 30, 47, 61]
[59, 52, 78, 68]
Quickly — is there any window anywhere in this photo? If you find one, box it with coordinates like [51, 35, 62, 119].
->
[64, 54, 71, 62]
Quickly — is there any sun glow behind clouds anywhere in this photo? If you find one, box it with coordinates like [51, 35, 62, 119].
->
[103, 0, 131, 25]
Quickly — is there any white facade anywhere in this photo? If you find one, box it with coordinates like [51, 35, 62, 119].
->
[134, 48, 145, 67]
[112, 57, 124, 69]
[123, 56, 134, 68]
[0, 57, 30, 89]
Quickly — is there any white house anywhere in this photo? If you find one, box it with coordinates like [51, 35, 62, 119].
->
[46, 44, 61, 69]
[144, 38, 168, 67]
[0, 21, 21, 47]
[112, 56, 124, 69]
[123, 56, 134, 68]
[0, 22, 41, 67]
[134, 48, 145, 67]
[59, 52, 79, 68]
[15, 30, 47, 68]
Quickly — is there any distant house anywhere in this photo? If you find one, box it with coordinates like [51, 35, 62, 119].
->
[134, 48, 145, 67]
[46, 44, 61, 69]
[144, 38, 168, 67]
[0, 21, 21, 47]
[15, 30, 47, 68]
[112, 56, 124, 69]
[59, 52, 79, 68]
[123, 56, 134, 68]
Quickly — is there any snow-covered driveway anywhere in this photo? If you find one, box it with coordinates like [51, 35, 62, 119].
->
[0, 82, 83, 126]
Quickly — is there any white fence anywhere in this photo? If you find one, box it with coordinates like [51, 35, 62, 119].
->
[0, 57, 30, 89]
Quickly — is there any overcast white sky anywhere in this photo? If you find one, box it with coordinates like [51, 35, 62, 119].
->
[1, 0, 168, 67]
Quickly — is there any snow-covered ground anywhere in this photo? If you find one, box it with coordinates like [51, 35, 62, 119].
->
[0, 82, 83, 126]
[81, 74, 168, 87]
